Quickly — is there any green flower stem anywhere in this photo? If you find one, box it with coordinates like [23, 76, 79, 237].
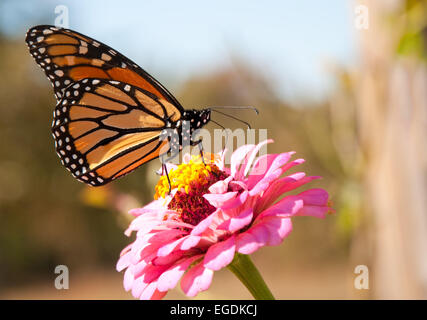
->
[227, 252, 275, 300]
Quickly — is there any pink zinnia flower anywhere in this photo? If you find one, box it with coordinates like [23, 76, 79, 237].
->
[116, 140, 331, 299]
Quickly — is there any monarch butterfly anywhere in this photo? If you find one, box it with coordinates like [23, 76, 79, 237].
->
[25, 25, 215, 187]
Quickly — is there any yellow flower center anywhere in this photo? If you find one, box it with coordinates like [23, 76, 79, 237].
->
[154, 154, 229, 226]
[154, 153, 218, 200]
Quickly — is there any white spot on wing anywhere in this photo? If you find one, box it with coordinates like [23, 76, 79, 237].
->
[79, 46, 88, 55]
[101, 53, 112, 61]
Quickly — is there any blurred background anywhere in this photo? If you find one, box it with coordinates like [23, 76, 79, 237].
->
[0, 0, 426, 299]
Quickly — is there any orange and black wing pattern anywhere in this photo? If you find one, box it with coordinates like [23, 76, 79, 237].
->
[25, 25, 189, 186]
[25, 25, 183, 109]
[51, 78, 182, 186]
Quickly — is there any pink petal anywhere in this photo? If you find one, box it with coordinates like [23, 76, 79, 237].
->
[116, 251, 133, 272]
[248, 180, 271, 197]
[135, 230, 184, 263]
[208, 176, 233, 194]
[180, 235, 201, 250]
[148, 229, 186, 244]
[150, 288, 167, 300]
[203, 235, 236, 271]
[229, 180, 248, 191]
[131, 260, 149, 278]
[123, 267, 134, 291]
[247, 224, 270, 245]
[129, 199, 169, 216]
[297, 205, 329, 218]
[204, 191, 238, 208]
[129, 238, 151, 264]
[256, 196, 304, 220]
[190, 210, 218, 236]
[139, 281, 161, 300]
[230, 144, 256, 178]
[152, 250, 184, 266]
[280, 158, 305, 173]
[235, 231, 262, 254]
[257, 174, 320, 212]
[119, 243, 133, 256]
[160, 219, 195, 230]
[247, 154, 278, 178]
[261, 217, 293, 246]
[157, 255, 203, 292]
[293, 189, 330, 218]
[298, 188, 329, 206]
[131, 238, 161, 265]
[242, 139, 273, 177]
[127, 214, 167, 236]
[236, 223, 271, 254]
[156, 233, 203, 257]
[217, 208, 253, 233]
[140, 264, 169, 284]
[157, 237, 186, 257]
[221, 190, 249, 210]
[131, 277, 148, 299]
[181, 262, 214, 297]
[268, 152, 295, 174]
[248, 152, 289, 181]
[215, 148, 227, 171]
[268, 172, 307, 192]
[248, 152, 294, 193]
[205, 189, 249, 211]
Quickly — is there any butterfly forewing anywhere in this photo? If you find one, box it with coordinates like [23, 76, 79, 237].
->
[25, 25, 184, 109]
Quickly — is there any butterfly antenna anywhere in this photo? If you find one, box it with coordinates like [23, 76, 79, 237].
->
[210, 119, 226, 131]
[211, 109, 254, 129]
[210, 106, 259, 115]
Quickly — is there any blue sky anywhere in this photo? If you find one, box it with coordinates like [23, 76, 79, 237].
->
[1, 0, 357, 102]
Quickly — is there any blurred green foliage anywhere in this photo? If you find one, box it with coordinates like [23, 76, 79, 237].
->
[396, 0, 427, 60]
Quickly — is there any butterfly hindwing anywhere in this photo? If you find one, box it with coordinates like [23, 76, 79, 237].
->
[52, 78, 175, 185]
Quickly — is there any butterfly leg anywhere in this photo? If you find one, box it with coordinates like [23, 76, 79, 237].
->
[198, 142, 206, 165]
[190, 139, 206, 165]
[161, 161, 172, 194]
